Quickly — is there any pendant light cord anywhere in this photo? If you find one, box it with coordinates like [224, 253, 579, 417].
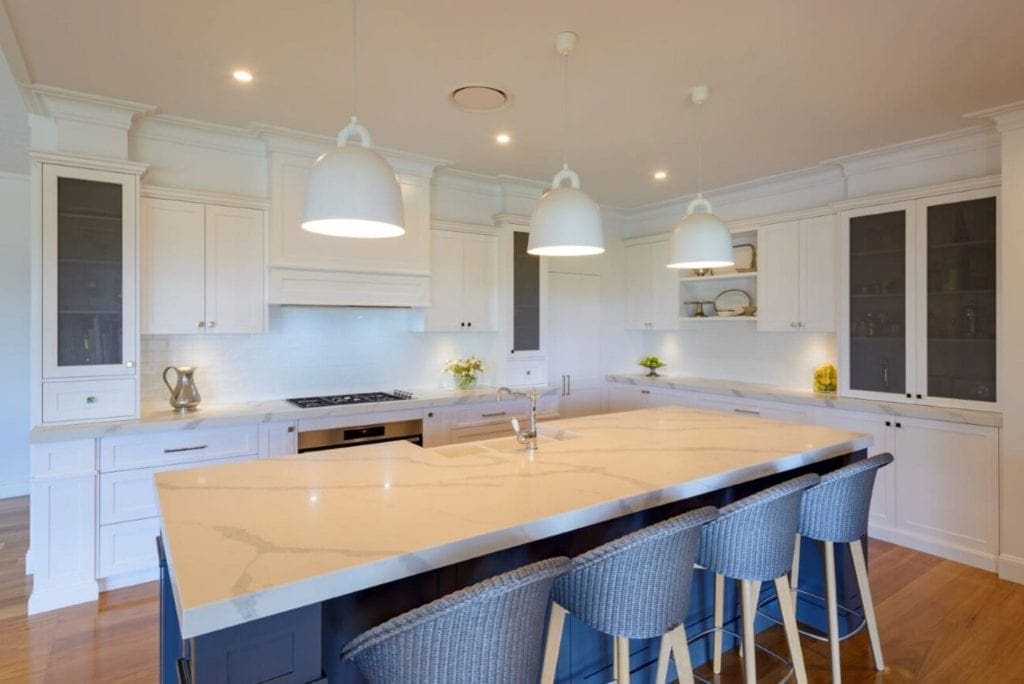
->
[561, 51, 569, 168]
[351, 0, 359, 121]
[696, 98, 703, 198]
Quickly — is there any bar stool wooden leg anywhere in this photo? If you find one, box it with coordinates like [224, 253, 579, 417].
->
[774, 576, 808, 684]
[712, 573, 724, 673]
[791, 533, 802, 608]
[740, 580, 757, 684]
[667, 624, 695, 684]
[615, 636, 631, 683]
[824, 541, 842, 683]
[654, 631, 671, 683]
[540, 602, 567, 684]
[850, 539, 885, 671]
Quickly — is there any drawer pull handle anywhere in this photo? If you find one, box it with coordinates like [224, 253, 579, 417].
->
[733, 408, 761, 416]
[163, 445, 208, 454]
[481, 411, 506, 418]
[85, 396, 97, 404]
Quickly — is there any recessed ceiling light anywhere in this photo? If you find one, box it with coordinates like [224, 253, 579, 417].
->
[495, 132, 511, 145]
[232, 69, 254, 83]
[653, 170, 669, 181]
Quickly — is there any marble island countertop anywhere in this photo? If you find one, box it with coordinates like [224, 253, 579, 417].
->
[607, 374, 1002, 428]
[155, 405, 871, 638]
[29, 385, 546, 443]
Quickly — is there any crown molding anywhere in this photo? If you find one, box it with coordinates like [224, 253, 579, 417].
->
[433, 167, 503, 196]
[830, 174, 1000, 212]
[492, 212, 532, 228]
[141, 184, 269, 209]
[430, 218, 497, 235]
[965, 100, 1024, 133]
[29, 149, 149, 175]
[822, 125, 999, 175]
[132, 114, 265, 157]
[29, 84, 155, 129]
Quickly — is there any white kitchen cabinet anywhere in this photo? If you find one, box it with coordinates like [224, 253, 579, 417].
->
[837, 184, 999, 409]
[812, 408, 897, 530]
[756, 214, 836, 332]
[625, 239, 679, 330]
[259, 421, 298, 457]
[605, 385, 648, 413]
[422, 227, 498, 332]
[141, 195, 266, 335]
[549, 272, 604, 419]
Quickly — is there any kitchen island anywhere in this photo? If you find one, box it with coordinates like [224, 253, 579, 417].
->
[156, 405, 871, 683]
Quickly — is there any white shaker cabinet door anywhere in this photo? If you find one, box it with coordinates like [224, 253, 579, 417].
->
[204, 205, 265, 334]
[423, 230, 463, 331]
[140, 197, 206, 335]
[624, 242, 653, 330]
[812, 408, 896, 532]
[799, 215, 837, 332]
[649, 240, 682, 330]
[893, 418, 999, 563]
[756, 220, 801, 331]
[460, 232, 499, 332]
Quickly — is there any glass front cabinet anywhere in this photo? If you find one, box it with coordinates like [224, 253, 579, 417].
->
[839, 186, 999, 408]
[38, 161, 142, 423]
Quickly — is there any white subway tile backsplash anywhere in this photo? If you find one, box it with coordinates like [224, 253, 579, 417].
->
[141, 307, 505, 406]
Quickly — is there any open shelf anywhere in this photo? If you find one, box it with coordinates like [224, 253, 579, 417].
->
[679, 271, 758, 283]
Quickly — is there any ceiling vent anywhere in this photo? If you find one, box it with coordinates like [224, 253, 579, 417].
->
[449, 84, 511, 112]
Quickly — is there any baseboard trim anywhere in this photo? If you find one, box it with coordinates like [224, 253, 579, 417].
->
[27, 579, 99, 615]
[98, 567, 159, 591]
[869, 525, 997, 572]
[0, 481, 29, 499]
[998, 554, 1024, 585]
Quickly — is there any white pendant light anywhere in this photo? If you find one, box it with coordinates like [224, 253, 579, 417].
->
[528, 32, 604, 257]
[302, 0, 404, 238]
[667, 85, 734, 270]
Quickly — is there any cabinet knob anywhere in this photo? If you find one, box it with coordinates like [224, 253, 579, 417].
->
[885, 420, 891, 427]
[124, 360, 135, 368]
[208, 321, 217, 328]
[467, 321, 472, 327]
[460, 322, 465, 327]
[427, 411, 434, 418]
[916, 394, 922, 399]
[287, 426, 295, 433]
[197, 321, 206, 328]
[85, 396, 97, 404]
[790, 322, 798, 328]
[895, 422, 903, 429]
[906, 393, 912, 398]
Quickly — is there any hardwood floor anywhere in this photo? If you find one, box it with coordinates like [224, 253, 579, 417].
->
[2, 494, 1023, 682]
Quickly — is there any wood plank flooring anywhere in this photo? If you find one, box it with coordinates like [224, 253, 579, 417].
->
[2, 494, 1023, 682]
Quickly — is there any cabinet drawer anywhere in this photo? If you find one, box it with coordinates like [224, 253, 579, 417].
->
[30, 439, 96, 479]
[42, 379, 136, 423]
[450, 400, 527, 428]
[100, 425, 259, 472]
[98, 517, 160, 579]
[100, 455, 252, 524]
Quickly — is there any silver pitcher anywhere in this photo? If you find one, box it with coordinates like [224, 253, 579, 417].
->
[163, 366, 201, 412]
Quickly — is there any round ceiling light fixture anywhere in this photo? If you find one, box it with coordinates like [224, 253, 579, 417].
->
[450, 85, 511, 112]
[528, 31, 604, 257]
[302, 0, 405, 239]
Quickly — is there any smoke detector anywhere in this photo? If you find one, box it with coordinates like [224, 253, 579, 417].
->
[449, 84, 511, 112]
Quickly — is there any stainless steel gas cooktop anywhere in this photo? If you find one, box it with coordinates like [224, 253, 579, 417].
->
[286, 390, 414, 409]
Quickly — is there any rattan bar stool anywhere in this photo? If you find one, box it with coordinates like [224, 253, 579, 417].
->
[341, 556, 571, 683]
[787, 453, 894, 683]
[540, 506, 719, 684]
[693, 473, 819, 684]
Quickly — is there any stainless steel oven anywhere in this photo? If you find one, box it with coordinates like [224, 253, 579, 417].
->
[297, 419, 423, 453]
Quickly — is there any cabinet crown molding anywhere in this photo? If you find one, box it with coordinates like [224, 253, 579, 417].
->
[966, 100, 1024, 133]
[142, 184, 269, 209]
[823, 125, 999, 176]
[29, 150, 149, 176]
[431, 219, 497, 235]
[29, 84, 156, 127]
[492, 212, 532, 228]
[829, 174, 1000, 211]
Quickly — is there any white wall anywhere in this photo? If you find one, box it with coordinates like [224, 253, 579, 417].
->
[0, 172, 30, 497]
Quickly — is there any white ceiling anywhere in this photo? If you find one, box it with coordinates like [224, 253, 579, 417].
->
[3, 0, 1024, 207]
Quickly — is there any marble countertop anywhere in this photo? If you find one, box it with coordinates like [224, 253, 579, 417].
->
[155, 405, 870, 638]
[29, 385, 539, 443]
[607, 374, 1002, 428]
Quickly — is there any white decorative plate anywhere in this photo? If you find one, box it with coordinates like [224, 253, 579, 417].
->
[714, 288, 752, 316]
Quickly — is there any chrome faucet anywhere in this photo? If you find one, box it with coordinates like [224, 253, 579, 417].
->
[497, 386, 538, 450]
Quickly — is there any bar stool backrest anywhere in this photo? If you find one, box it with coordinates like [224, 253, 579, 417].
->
[799, 453, 895, 543]
[552, 506, 719, 640]
[698, 474, 820, 581]
[341, 556, 572, 684]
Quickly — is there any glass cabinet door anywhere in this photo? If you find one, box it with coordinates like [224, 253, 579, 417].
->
[922, 194, 997, 403]
[42, 164, 136, 378]
[847, 209, 911, 396]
